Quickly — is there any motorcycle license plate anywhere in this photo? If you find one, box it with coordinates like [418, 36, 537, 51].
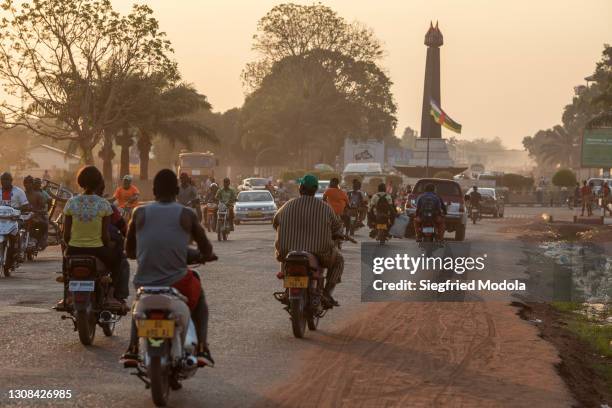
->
[137, 320, 175, 338]
[422, 227, 435, 234]
[248, 211, 263, 217]
[284, 276, 309, 288]
[68, 281, 95, 292]
[376, 224, 388, 230]
[350, 216, 356, 221]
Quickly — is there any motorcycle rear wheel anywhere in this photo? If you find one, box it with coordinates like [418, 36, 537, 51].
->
[290, 298, 306, 338]
[377, 229, 386, 244]
[149, 356, 170, 407]
[101, 321, 115, 337]
[306, 311, 319, 331]
[76, 310, 96, 346]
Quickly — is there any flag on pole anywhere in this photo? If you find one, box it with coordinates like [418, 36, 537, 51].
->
[430, 98, 462, 134]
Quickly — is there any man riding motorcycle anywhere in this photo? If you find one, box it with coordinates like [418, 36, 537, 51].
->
[273, 174, 344, 307]
[111, 175, 140, 220]
[215, 178, 237, 230]
[368, 183, 396, 238]
[322, 177, 349, 228]
[346, 179, 368, 227]
[1, 172, 30, 266]
[23, 175, 49, 250]
[178, 173, 202, 222]
[466, 185, 482, 220]
[122, 169, 215, 367]
[414, 183, 447, 241]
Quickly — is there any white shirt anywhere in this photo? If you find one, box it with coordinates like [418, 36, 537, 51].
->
[0, 186, 29, 208]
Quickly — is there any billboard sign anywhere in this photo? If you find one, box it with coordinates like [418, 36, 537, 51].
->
[581, 127, 612, 168]
[343, 139, 385, 167]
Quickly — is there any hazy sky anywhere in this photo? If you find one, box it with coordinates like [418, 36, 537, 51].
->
[112, 0, 612, 149]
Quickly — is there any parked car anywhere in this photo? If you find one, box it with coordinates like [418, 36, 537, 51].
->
[314, 180, 330, 200]
[238, 177, 269, 191]
[234, 190, 277, 223]
[465, 187, 504, 218]
[404, 178, 467, 241]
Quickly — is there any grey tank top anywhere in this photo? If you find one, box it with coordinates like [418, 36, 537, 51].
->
[134, 202, 190, 287]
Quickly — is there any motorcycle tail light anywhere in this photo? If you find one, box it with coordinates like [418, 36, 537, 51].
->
[71, 266, 92, 279]
[148, 311, 166, 320]
[459, 203, 465, 212]
[285, 264, 308, 276]
[73, 293, 88, 303]
[290, 288, 302, 296]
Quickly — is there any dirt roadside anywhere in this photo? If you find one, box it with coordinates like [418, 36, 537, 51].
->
[260, 221, 574, 408]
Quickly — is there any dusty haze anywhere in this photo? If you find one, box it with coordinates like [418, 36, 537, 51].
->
[110, 0, 610, 148]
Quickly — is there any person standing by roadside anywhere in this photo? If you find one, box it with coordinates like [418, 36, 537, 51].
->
[580, 180, 593, 216]
[573, 182, 580, 209]
[602, 182, 611, 216]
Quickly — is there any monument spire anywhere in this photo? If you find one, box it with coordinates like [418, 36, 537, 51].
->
[421, 22, 443, 139]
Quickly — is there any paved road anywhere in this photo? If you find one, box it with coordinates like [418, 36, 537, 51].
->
[0, 208, 573, 407]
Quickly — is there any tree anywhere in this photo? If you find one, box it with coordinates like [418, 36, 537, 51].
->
[552, 168, 577, 188]
[500, 173, 534, 192]
[538, 125, 577, 167]
[400, 126, 418, 148]
[133, 82, 216, 180]
[242, 3, 383, 90]
[0, 0, 177, 163]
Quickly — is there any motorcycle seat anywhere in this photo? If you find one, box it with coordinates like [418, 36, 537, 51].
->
[285, 251, 320, 270]
[67, 255, 106, 274]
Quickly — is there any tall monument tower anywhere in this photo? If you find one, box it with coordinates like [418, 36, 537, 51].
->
[420, 22, 443, 139]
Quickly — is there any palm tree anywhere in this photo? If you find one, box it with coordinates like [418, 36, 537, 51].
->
[135, 83, 216, 180]
[538, 125, 578, 168]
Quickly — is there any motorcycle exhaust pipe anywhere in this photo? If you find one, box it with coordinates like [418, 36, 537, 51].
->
[183, 356, 198, 370]
[99, 310, 113, 323]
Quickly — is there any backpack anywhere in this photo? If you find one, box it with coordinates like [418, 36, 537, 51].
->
[348, 191, 363, 209]
[419, 194, 439, 216]
[375, 193, 392, 216]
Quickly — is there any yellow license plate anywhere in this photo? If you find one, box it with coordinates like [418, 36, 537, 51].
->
[376, 224, 388, 230]
[137, 320, 175, 338]
[248, 211, 263, 217]
[284, 276, 309, 288]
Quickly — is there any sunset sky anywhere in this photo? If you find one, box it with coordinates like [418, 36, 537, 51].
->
[112, 0, 612, 148]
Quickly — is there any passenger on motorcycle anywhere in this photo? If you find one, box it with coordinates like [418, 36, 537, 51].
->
[347, 179, 368, 227]
[111, 175, 140, 220]
[95, 181, 130, 302]
[323, 177, 349, 227]
[23, 175, 49, 250]
[61, 166, 124, 309]
[466, 185, 482, 219]
[203, 182, 219, 230]
[123, 169, 215, 367]
[178, 173, 202, 221]
[0, 172, 29, 265]
[414, 183, 447, 241]
[215, 177, 237, 230]
[368, 183, 396, 238]
[273, 174, 345, 307]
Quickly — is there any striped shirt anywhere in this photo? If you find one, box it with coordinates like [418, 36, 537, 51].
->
[273, 195, 343, 258]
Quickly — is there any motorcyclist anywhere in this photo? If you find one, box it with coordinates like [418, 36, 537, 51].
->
[466, 185, 482, 219]
[111, 175, 140, 220]
[0, 172, 29, 266]
[414, 183, 447, 241]
[215, 177, 237, 230]
[323, 177, 349, 228]
[23, 176, 49, 250]
[273, 174, 344, 307]
[203, 182, 219, 230]
[122, 169, 215, 367]
[346, 179, 367, 228]
[368, 183, 396, 238]
[95, 180, 130, 302]
[61, 166, 123, 309]
[178, 173, 202, 221]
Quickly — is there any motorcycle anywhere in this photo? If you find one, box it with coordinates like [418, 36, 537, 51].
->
[0, 205, 26, 277]
[56, 255, 126, 345]
[205, 202, 217, 233]
[23, 211, 47, 261]
[375, 213, 390, 245]
[274, 251, 326, 339]
[345, 207, 360, 236]
[418, 211, 443, 256]
[216, 202, 231, 241]
[125, 250, 216, 407]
